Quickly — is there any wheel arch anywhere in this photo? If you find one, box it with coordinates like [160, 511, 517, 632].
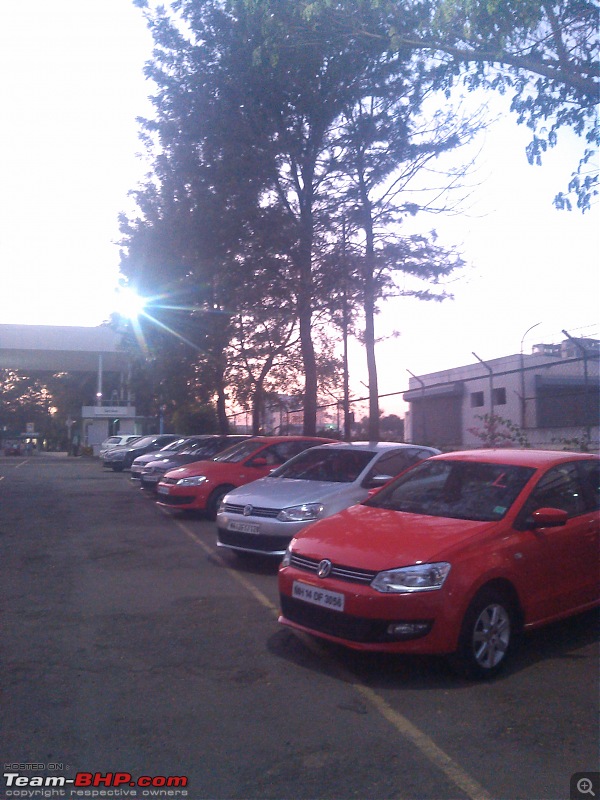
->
[467, 578, 525, 635]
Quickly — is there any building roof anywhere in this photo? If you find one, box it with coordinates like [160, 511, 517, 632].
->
[0, 324, 130, 372]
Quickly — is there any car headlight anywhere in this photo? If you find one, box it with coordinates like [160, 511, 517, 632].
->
[277, 503, 324, 522]
[371, 563, 451, 593]
[281, 545, 293, 567]
[176, 475, 208, 487]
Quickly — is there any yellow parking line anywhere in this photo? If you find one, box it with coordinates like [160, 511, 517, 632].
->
[175, 518, 492, 800]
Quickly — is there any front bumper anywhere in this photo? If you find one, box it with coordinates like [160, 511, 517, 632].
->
[155, 485, 207, 510]
[278, 565, 459, 654]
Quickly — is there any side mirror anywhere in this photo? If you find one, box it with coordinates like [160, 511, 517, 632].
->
[531, 507, 569, 529]
[250, 457, 268, 467]
[368, 474, 394, 488]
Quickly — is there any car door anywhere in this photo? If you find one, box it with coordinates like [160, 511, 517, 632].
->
[514, 461, 599, 620]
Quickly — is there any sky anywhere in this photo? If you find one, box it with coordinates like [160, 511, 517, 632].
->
[1, 1, 598, 417]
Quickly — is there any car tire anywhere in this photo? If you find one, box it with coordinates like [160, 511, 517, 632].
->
[449, 587, 516, 680]
[207, 485, 234, 520]
[112, 464, 124, 472]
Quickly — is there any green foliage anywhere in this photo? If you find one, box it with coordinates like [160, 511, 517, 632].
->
[170, 402, 219, 434]
[402, 0, 599, 211]
[468, 413, 530, 448]
[551, 432, 592, 452]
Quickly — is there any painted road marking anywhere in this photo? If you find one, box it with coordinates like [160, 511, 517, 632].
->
[174, 517, 492, 800]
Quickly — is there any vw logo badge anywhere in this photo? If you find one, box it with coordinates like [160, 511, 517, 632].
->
[243, 505, 253, 516]
[317, 559, 332, 578]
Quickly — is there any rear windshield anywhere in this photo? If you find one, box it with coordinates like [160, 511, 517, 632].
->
[365, 459, 535, 521]
[271, 448, 375, 483]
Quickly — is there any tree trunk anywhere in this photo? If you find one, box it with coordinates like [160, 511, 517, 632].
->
[297, 212, 318, 437]
[362, 202, 380, 441]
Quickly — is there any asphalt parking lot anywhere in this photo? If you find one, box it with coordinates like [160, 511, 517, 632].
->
[1, 453, 598, 800]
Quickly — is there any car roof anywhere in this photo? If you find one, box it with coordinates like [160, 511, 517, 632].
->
[239, 436, 334, 444]
[305, 441, 436, 453]
[430, 449, 598, 467]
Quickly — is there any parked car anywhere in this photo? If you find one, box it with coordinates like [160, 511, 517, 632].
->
[156, 436, 335, 519]
[217, 442, 440, 557]
[99, 434, 141, 459]
[102, 434, 180, 472]
[137, 435, 251, 489]
[130, 436, 198, 480]
[278, 449, 600, 679]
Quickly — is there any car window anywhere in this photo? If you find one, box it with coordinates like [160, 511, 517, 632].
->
[579, 460, 600, 512]
[215, 440, 265, 463]
[130, 436, 155, 448]
[366, 460, 536, 522]
[362, 449, 424, 488]
[517, 463, 587, 524]
[271, 448, 375, 482]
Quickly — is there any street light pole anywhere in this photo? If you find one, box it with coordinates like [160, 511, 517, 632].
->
[472, 352, 494, 417]
[562, 329, 591, 442]
[520, 322, 541, 429]
[407, 369, 427, 444]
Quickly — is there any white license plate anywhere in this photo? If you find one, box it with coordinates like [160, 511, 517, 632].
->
[157, 485, 170, 495]
[292, 581, 345, 612]
[228, 520, 260, 535]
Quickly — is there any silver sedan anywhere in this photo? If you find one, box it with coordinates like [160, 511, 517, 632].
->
[216, 442, 439, 557]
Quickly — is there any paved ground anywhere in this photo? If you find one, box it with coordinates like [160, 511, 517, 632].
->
[1, 453, 598, 800]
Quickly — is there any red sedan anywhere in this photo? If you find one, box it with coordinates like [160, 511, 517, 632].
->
[278, 449, 599, 679]
[156, 436, 334, 518]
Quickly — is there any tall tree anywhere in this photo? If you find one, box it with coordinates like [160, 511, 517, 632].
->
[307, 0, 599, 210]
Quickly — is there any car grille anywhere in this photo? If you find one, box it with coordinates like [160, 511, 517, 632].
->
[161, 477, 179, 486]
[217, 528, 289, 553]
[157, 494, 194, 506]
[222, 502, 279, 518]
[280, 594, 397, 643]
[289, 553, 377, 585]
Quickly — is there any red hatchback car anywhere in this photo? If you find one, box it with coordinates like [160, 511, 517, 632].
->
[278, 449, 600, 679]
[156, 436, 334, 518]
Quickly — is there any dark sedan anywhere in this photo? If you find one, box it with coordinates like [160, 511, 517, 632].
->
[137, 435, 251, 490]
[102, 434, 180, 472]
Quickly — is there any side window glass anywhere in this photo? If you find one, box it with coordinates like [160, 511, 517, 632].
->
[579, 460, 600, 512]
[363, 450, 411, 488]
[248, 446, 279, 466]
[519, 463, 585, 524]
[277, 441, 313, 462]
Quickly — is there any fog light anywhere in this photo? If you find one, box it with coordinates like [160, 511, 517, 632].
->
[386, 621, 432, 640]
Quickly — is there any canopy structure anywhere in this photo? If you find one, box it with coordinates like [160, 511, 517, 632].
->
[0, 323, 129, 373]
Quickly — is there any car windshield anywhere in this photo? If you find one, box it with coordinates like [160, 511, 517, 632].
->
[160, 438, 189, 452]
[214, 440, 266, 463]
[365, 459, 536, 521]
[179, 439, 213, 454]
[128, 436, 155, 449]
[271, 448, 375, 483]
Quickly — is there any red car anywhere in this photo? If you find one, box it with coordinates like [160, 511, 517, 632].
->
[156, 436, 334, 518]
[278, 449, 600, 679]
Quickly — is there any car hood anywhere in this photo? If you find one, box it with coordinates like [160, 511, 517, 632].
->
[148, 454, 202, 470]
[134, 452, 165, 465]
[163, 459, 218, 479]
[289, 503, 499, 570]
[225, 476, 361, 509]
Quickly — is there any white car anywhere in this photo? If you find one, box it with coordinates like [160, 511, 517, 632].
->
[99, 435, 141, 459]
[216, 441, 440, 557]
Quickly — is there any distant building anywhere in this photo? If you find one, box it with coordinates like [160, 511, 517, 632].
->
[404, 338, 599, 450]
